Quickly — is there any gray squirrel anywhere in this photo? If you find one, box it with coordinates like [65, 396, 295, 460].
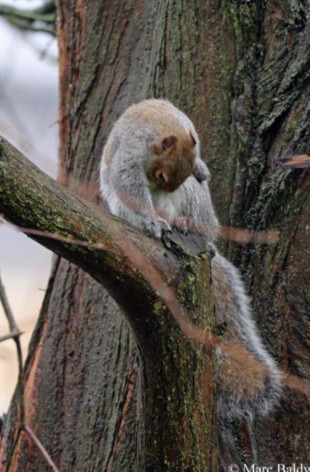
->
[100, 98, 282, 420]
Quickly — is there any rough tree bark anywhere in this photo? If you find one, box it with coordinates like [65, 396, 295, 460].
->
[0, 135, 217, 470]
[1, 0, 310, 471]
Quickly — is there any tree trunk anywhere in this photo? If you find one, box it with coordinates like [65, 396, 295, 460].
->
[1, 1, 310, 471]
[225, 2, 310, 466]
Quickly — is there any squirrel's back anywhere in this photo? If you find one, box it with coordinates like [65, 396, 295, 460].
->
[117, 99, 197, 137]
[102, 99, 200, 167]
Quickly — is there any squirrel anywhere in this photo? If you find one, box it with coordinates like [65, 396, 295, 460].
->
[100, 99, 212, 239]
[100, 98, 282, 420]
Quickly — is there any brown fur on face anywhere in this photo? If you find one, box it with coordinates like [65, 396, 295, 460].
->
[146, 132, 196, 192]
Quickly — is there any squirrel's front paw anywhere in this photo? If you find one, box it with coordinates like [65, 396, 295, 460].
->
[144, 216, 171, 238]
[193, 159, 211, 182]
[172, 216, 192, 235]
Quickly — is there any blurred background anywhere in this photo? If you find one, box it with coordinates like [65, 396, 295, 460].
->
[0, 0, 58, 414]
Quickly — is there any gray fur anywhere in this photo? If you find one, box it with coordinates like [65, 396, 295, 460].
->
[211, 253, 282, 420]
[100, 99, 211, 239]
[100, 99, 282, 420]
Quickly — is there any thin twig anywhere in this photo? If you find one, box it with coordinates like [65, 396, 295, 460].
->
[0, 272, 59, 470]
[1, 217, 279, 256]
[0, 330, 23, 343]
[0, 276, 19, 332]
[0, 273, 25, 426]
[220, 226, 279, 245]
[1, 219, 107, 250]
[112, 227, 310, 398]
[24, 425, 60, 472]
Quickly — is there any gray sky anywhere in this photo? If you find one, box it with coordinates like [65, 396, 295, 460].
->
[0, 3, 58, 413]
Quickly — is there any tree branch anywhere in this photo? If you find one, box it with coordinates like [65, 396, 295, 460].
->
[0, 136, 210, 347]
[24, 426, 59, 472]
[0, 136, 166, 306]
[0, 135, 218, 469]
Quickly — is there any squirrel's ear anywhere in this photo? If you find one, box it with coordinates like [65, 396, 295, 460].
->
[162, 135, 177, 151]
[189, 132, 196, 148]
[151, 135, 177, 155]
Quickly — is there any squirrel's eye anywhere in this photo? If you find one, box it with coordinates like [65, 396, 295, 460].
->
[155, 169, 168, 183]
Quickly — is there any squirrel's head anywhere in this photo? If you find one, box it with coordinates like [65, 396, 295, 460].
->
[147, 132, 196, 192]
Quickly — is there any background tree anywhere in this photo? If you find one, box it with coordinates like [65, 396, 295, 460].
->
[1, 1, 310, 470]
[0, 1, 55, 36]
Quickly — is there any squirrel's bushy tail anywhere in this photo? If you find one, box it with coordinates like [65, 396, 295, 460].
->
[211, 252, 282, 420]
